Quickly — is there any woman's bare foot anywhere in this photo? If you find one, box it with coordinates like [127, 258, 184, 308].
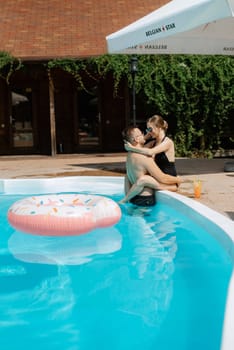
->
[176, 176, 183, 187]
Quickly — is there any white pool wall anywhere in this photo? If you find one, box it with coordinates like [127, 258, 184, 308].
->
[0, 176, 124, 196]
[1, 176, 234, 256]
[221, 270, 234, 350]
[157, 191, 234, 261]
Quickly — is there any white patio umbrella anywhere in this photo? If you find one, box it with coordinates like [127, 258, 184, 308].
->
[106, 0, 234, 55]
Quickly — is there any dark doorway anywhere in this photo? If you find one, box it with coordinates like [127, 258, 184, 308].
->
[77, 87, 101, 151]
[11, 88, 35, 149]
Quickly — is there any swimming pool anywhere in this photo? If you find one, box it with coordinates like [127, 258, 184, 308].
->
[0, 176, 233, 350]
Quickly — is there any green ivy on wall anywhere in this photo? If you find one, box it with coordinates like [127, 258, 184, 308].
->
[141, 55, 234, 156]
[47, 58, 90, 91]
[0, 52, 233, 157]
[47, 55, 132, 95]
[90, 54, 233, 156]
[0, 51, 22, 83]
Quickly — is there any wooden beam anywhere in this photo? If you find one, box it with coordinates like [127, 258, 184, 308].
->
[48, 72, 57, 156]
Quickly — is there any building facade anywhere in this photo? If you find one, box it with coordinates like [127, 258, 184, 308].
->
[0, 65, 129, 155]
[0, 0, 166, 155]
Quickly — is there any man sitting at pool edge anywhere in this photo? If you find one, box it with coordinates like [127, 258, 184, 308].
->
[119, 126, 181, 206]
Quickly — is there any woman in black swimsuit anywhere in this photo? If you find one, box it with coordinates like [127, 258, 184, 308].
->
[125, 115, 178, 177]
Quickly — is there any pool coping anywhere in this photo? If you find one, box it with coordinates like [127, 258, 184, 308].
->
[157, 191, 234, 261]
[1, 175, 233, 258]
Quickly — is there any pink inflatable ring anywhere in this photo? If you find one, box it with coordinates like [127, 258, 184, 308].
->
[8, 194, 121, 236]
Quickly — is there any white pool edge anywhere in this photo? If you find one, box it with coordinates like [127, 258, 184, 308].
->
[155, 191, 234, 350]
[0, 176, 233, 350]
[157, 191, 234, 259]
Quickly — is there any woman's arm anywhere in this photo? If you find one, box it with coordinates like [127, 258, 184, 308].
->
[124, 142, 155, 156]
[124, 138, 172, 157]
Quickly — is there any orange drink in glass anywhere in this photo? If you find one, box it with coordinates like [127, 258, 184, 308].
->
[193, 180, 202, 199]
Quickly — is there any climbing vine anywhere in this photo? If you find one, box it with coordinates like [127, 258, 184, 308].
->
[0, 51, 22, 83]
[0, 52, 232, 157]
[47, 55, 132, 94]
[47, 58, 90, 91]
[88, 54, 130, 94]
[47, 54, 234, 156]
[140, 54, 234, 156]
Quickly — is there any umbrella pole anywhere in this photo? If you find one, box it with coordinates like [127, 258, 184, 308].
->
[130, 56, 138, 126]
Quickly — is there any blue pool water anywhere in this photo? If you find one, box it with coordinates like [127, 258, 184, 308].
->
[0, 189, 232, 350]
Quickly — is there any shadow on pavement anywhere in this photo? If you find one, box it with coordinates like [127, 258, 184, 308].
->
[226, 212, 234, 220]
[69, 162, 126, 174]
